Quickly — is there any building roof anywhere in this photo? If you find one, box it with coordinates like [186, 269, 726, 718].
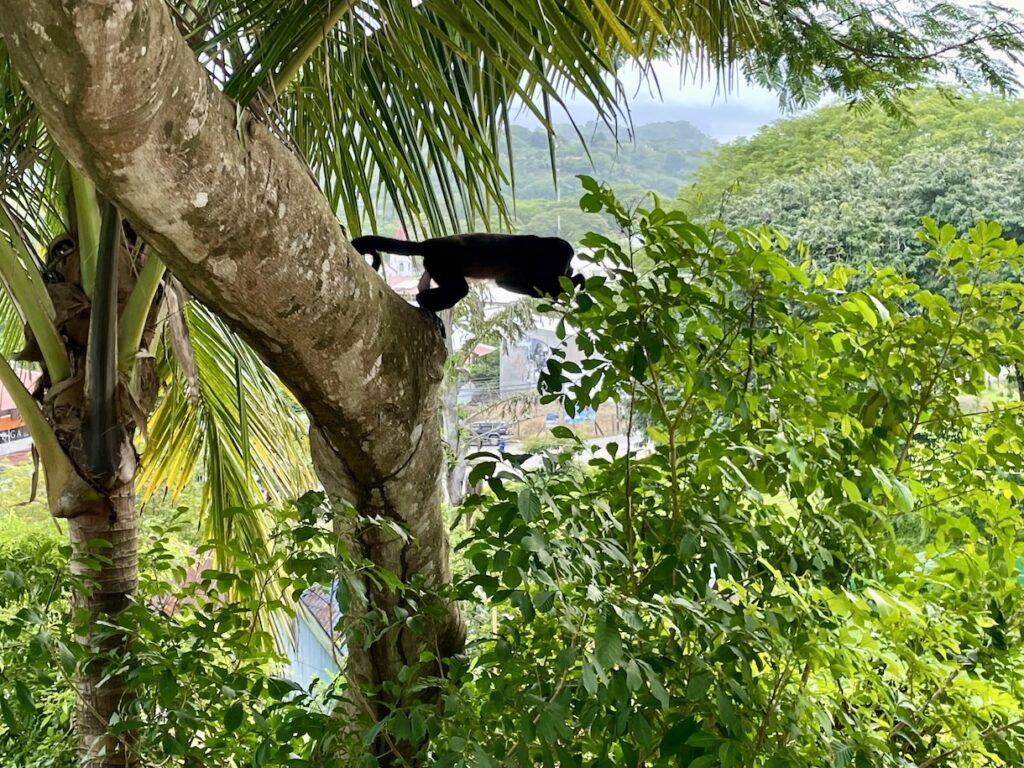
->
[299, 583, 343, 642]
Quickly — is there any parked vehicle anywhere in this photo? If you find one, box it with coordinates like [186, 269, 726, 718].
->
[469, 421, 510, 446]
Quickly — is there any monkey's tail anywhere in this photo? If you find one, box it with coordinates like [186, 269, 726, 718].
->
[350, 235, 425, 273]
[350, 236, 424, 274]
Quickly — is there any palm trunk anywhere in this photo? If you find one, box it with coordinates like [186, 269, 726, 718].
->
[66, 478, 139, 767]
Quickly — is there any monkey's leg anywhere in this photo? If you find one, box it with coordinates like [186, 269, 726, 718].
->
[417, 273, 468, 312]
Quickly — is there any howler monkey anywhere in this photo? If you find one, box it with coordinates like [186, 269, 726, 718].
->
[351, 233, 584, 312]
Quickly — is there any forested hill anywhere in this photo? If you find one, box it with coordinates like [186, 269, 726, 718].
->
[506, 120, 716, 199]
[683, 90, 1024, 213]
[505, 120, 716, 240]
[367, 120, 715, 242]
[679, 90, 1024, 295]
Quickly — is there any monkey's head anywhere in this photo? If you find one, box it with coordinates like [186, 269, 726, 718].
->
[551, 238, 574, 260]
[548, 237, 583, 291]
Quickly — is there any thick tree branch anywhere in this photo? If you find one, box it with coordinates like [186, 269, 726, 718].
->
[1, 0, 440, 478]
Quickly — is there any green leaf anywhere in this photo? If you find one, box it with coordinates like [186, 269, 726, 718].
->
[13, 681, 34, 714]
[468, 461, 496, 486]
[517, 488, 541, 522]
[582, 659, 599, 694]
[715, 688, 741, 735]
[0, 694, 18, 732]
[224, 701, 245, 732]
[892, 479, 913, 513]
[625, 659, 642, 691]
[595, 613, 623, 670]
[841, 477, 862, 503]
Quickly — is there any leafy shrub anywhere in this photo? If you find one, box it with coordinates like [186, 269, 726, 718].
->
[437, 182, 1024, 767]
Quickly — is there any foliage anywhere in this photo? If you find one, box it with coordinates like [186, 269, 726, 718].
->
[435, 185, 1024, 767]
[516, 434, 576, 453]
[4, 187, 1024, 765]
[370, 120, 717, 243]
[0, 513, 73, 766]
[683, 89, 1024, 215]
[680, 90, 1024, 296]
[710, 142, 1024, 297]
[0, 461, 50, 524]
[500, 121, 715, 203]
[4, 0, 1024, 761]
[7, 0, 1024, 243]
[464, 349, 499, 382]
[0, 493, 362, 767]
[140, 302, 316, 578]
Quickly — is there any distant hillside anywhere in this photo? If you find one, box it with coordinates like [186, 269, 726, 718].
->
[365, 120, 717, 242]
[505, 120, 716, 199]
[499, 120, 715, 241]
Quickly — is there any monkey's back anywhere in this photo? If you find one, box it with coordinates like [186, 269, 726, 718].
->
[423, 233, 572, 280]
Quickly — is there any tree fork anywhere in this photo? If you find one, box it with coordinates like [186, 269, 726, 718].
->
[0, 0, 465, 760]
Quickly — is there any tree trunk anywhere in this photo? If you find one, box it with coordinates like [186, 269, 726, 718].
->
[441, 326, 468, 507]
[66, 481, 138, 768]
[0, 1, 465, 761]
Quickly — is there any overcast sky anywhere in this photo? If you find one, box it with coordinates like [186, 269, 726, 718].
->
[584, 60, 784, 142]
[515, 1, 1024, 143]
[513, 59, 783, 142]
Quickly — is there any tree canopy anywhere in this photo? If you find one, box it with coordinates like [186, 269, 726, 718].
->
[685, 90, 1024, 209]
[682, 90, 1024, 292]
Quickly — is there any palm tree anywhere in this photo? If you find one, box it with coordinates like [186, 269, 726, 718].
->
[0, 164, 160, 765]
[0, 149, 313, 765]
[1, 0, 1021, 765]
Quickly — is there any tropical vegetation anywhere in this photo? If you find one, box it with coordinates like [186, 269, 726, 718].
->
[1, 0, 1024, 766]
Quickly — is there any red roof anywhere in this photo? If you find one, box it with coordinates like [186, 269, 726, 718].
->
[300, 584, 343, 641]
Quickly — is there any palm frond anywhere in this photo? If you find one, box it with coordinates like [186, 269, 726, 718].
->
[139, 300, 316, 558]
[164, 0, 762, 238]
[0, 283, 23, 356]
[138, 299, 317, 644]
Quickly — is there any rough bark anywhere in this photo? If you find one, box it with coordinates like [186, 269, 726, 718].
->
[67, 482, 138, 767]
[0, 0, 465, 758]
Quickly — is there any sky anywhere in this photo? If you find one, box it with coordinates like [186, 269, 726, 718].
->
[557, 60, 783, 142]
[513, 0, 1024, 144]
[514, 59, 783, 142]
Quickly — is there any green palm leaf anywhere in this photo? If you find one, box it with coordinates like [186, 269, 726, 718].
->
[0, 285, 23, 356]
[139, 301, 316, 642]
[166, 0, 758, 236]
[139, 300, 315, 532]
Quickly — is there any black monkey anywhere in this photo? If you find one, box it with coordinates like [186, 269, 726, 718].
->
[351, 233, 584, 312]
